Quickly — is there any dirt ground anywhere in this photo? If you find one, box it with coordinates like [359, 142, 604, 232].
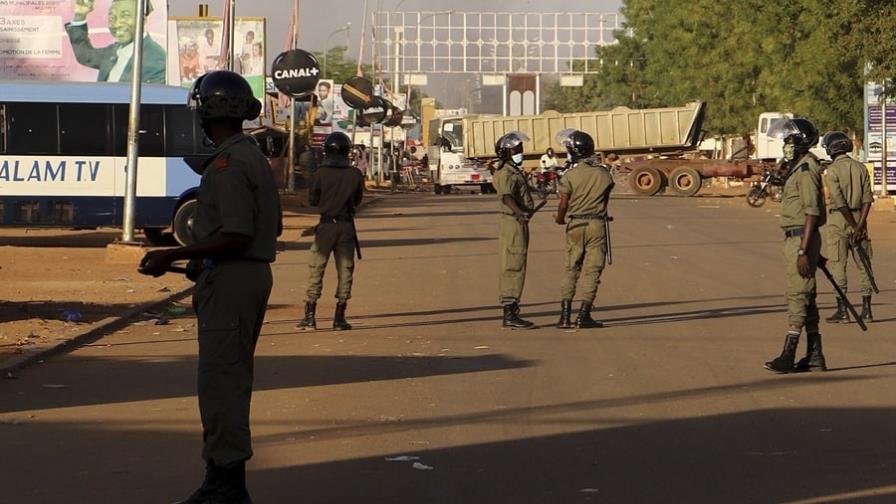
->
[0, 192, 318, 366]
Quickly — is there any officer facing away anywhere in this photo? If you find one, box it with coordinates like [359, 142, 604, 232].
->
[764, 118, 827, 373]
[296, 132, 365, 331]
[821, 131, 875, 324]
[492, 131, 536, 329]
[553, 130, 614, 329]
[139, 70, 282, 503]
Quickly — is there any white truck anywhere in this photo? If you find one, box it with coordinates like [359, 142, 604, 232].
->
[426, 115, 495, 194]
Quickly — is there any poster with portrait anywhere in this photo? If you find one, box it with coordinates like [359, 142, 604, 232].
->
[0, 0, 167, 83]
[167, 17, 266, 109]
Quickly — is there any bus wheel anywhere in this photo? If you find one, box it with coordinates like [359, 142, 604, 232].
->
[143, 227, 177, 246]
[173, 199, 197, 246]
[669, 166, 702, 197]
[629, 166, 663, 196]
[434, 184, 443, 195]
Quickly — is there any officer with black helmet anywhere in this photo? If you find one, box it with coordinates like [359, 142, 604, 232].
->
[296, 131, 365, 331]
[553, 129, 614, 329]
[139, 70, 282, 503]
[764, 118, 827, 373]
[493, 131, 536, 328]
[821, 131, 875, 324]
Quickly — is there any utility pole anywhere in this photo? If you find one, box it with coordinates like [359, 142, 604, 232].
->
[881, 99, 890, 198]
[286, 0, 299, 193]
[120, 0, 148, 243]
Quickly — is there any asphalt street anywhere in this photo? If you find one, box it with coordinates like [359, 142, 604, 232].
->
[1, 192, 894, 503]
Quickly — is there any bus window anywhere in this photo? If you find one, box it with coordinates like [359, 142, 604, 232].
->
[6, 102, 58, 155]
[113, 104, 164, 156]
[60, 104, 112, 155]
[165, 105, 195, 156]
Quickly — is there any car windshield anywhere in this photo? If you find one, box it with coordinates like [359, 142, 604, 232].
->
[442, 120, 463, 149]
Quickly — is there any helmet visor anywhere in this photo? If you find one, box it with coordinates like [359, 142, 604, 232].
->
[555, 128, 577, 148]
[766, 118, 802, 140]
[187, 75, 204, 110]
[497, 131, 530, 150]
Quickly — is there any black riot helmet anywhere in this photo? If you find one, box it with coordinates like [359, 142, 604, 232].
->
[556, 129, 595, 162]
[323, 132, 352, 159]
[188, 70, 262, 121]
[821, 131, 853, 157]
[768, 117, 819, 150]
[494, 131, 529, 163]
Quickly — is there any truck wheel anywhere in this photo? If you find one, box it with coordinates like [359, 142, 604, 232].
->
[669, 166, 702, 197]
[629, 166, 663, 196]
[143, 228, 177, 246]
[442, 185, 452, 194]
[480, 183, 494, 194]
[172, 199, 197, 246]
[434, 184, 443, 195]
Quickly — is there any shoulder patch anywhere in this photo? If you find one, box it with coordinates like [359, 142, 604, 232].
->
[214, 153, 231, 169]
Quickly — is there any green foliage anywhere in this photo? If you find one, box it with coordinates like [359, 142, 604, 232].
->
[313, 46, 372, 83]
[544, 0, 894, 136]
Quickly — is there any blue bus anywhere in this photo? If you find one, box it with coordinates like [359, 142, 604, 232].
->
[0, 81, 212, 245]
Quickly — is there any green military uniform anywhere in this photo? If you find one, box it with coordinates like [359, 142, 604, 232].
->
[493, 161, 534, 304]
[190, 134, 282, 466]
[779, 153, 826, 330]
[824, 155, 874, 295]
[557, 161, 615, 303]
[305, 158, 365, 302]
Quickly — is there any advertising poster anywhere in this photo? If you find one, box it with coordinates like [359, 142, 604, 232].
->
[0, 0, 167, 83]
[167, 17, 265, 105]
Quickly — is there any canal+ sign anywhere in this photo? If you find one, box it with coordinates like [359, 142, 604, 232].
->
[271, 49, 321, 97]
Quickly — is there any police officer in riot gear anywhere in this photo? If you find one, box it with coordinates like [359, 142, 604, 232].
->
[296, 131, 365, 331]
[492, 131, 536, 328]
[554, 130, 614, 329]
[139, 70, 282, 503]
[821, 131, 875, 324]
[763, 118, 827, 373]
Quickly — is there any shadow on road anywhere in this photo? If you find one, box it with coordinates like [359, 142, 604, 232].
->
[0, 231, 121, 248]
[0, 354, 534, 414]
[0, 300, 137, 325]
[279, 236, 494, 251]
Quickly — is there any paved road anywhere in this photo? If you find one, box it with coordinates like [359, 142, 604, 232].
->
[2, 192, 895, 503]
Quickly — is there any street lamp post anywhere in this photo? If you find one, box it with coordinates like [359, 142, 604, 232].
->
[323, 23, 351, 79]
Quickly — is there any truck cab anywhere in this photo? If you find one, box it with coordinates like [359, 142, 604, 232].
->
[756, 112, 828, 161]
[427, 117, 494, 194]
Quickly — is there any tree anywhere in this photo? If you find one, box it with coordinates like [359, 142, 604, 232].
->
[313, 46, 372, 83]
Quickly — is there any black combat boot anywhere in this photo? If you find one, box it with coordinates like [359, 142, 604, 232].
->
[575, 302, 603, 329]
[502, 303, 535, 329]
[204, 461, 252, 504]
[172, 462, 223, 504]
[557, 300, 574, 329]
[825, 297, 849, 324]
[860, 295, 874, 322]
[295, 301, 317, 330]
[794, 332, 827, 372]
[333, 302, 352, 330]
[764, 332, 800, 373]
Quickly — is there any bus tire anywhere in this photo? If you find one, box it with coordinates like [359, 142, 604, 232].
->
[669, 166, 703, 197]
[434, 184, 443, 195]
[629, 166, 663, 196]
[172, 199, 197, 246]
[143, 227, 177, 246]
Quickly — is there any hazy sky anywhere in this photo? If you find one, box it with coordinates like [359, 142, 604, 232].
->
[171, 0, 624, 59]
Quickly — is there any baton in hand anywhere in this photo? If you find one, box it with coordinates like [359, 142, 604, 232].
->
[818, 261, 867, 332]
[850, 241, 879, 294]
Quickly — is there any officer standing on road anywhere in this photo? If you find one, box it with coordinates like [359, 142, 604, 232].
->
[764, 118, 827, 373]
[553, 130, 614, 329]
[139, 70, 281, 503]
[296, 132, 365, 331]
[493, 131, 536, 329]
[821, 131, 875, 324]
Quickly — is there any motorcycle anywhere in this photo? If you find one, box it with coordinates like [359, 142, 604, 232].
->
[530, 168, 561, 199]
[746, 167, 784, 207]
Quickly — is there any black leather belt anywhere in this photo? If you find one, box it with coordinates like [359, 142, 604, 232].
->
[783, 228, 804, 238]
[829, 207, 861, 214]
[319, 215, 353, 224]
[569, 214, 607, 220]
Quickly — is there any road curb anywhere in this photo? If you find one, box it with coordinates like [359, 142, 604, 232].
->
[1, 286, 195, 377]
[1, 197, 383, 377]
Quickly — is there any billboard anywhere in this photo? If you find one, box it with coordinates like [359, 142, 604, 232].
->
[0, 0, 167, 83]
[865, 81, 896, 193]
[167, 17, 265, 103]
